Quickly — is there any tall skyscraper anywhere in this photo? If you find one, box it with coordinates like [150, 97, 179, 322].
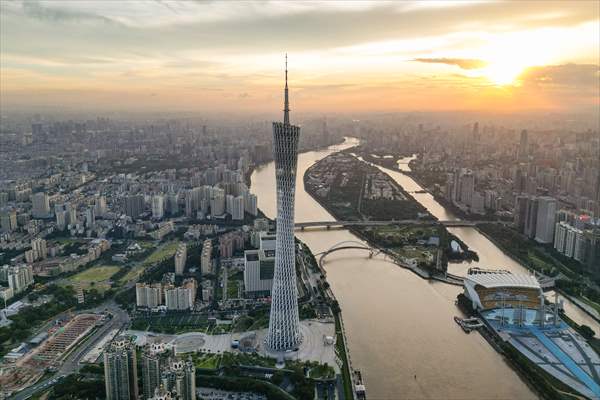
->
[518, 129, 529, 160]
[535, 196, 558, 244]
[103, 336, 139, 400]
[265, 56, 302, 353]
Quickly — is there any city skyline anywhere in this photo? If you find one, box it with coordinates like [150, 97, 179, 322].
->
[1, 0, 599, 114]
[1, 2, 600, 399]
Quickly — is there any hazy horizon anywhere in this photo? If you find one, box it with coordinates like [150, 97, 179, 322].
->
[1, 0, 599, 116]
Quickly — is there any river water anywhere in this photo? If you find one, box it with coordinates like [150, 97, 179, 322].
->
[250, 138, 597, 399]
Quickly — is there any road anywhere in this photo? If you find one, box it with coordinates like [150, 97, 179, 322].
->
[9, 301, 128, 400]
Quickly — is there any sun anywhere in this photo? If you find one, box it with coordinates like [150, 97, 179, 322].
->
[474, 29, 557, 86]
[481, 61, 528, 86]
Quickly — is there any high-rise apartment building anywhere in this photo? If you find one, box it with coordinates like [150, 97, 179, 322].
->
[174, 243, 187, 276]
[1, 209, 17, 232]
[86, 206, 95, 229]
[125, 195, 145, 220]
[200, 239, 212, 275]
[7, 264, 34, 294]
[31, 192, 50, 219]
[104, 336, 139, 400]
[31, 237, 47, 260]
[95, 195, 107, 217]
[160, 358, 196, 400]
[136, 283, 163, 309]
[232, 195, 245, 220]
[141, 342, 169, 400]
[265, 58, 302, 352]
[163, 279, 196, 311]
[152, 194, 165, 220]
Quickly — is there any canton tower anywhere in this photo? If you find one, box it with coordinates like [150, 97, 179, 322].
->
[266, 55, 302, 352]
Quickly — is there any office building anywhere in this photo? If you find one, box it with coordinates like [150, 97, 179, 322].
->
[535, 196, 557, 244]
[518, 129, 528, 160]
[266, 59, 302, 352]
[103, 336, 139, 400]
[244, 233, 276, 297]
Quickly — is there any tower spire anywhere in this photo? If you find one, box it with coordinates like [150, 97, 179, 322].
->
[284, 53, 290, 125]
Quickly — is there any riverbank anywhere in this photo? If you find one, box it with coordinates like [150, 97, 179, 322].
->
[303, 154, 469, 286]
[252, 137, 539, 399]
[477, 224, 600, 326]
[361, 152, 600, 330]
[245, 140, 358, 399]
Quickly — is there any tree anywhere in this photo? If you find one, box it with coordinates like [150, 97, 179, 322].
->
[580, 325, 595, 340]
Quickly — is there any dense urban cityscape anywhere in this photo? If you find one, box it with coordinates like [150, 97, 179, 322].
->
[1, 1, 599, 399]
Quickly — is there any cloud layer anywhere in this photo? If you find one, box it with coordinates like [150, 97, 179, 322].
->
[1, 0, 598, 113]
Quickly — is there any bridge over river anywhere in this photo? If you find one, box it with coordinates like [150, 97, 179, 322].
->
[294, 219, 498, 230]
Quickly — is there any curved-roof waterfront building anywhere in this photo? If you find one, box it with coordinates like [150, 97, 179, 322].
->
[464, 269, 542, 311]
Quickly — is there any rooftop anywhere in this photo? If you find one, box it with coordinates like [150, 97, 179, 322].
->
[465, 271, 540, 290]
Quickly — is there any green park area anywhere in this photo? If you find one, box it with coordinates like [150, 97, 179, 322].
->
[67, 265, 120, 292]
[70, 265, 120, 282]
[189, 352, 221, 370]
[119, 240, 179, 284]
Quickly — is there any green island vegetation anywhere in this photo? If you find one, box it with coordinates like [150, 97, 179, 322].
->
[305, 152, 429, 221]
[305, 152, 478, 270]
[358, 224, 478, 270]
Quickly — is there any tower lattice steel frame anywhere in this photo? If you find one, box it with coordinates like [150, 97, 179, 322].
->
[265, 55, 302, 352]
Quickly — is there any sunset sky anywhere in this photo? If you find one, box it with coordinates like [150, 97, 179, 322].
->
[1, 0, 598, 114]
